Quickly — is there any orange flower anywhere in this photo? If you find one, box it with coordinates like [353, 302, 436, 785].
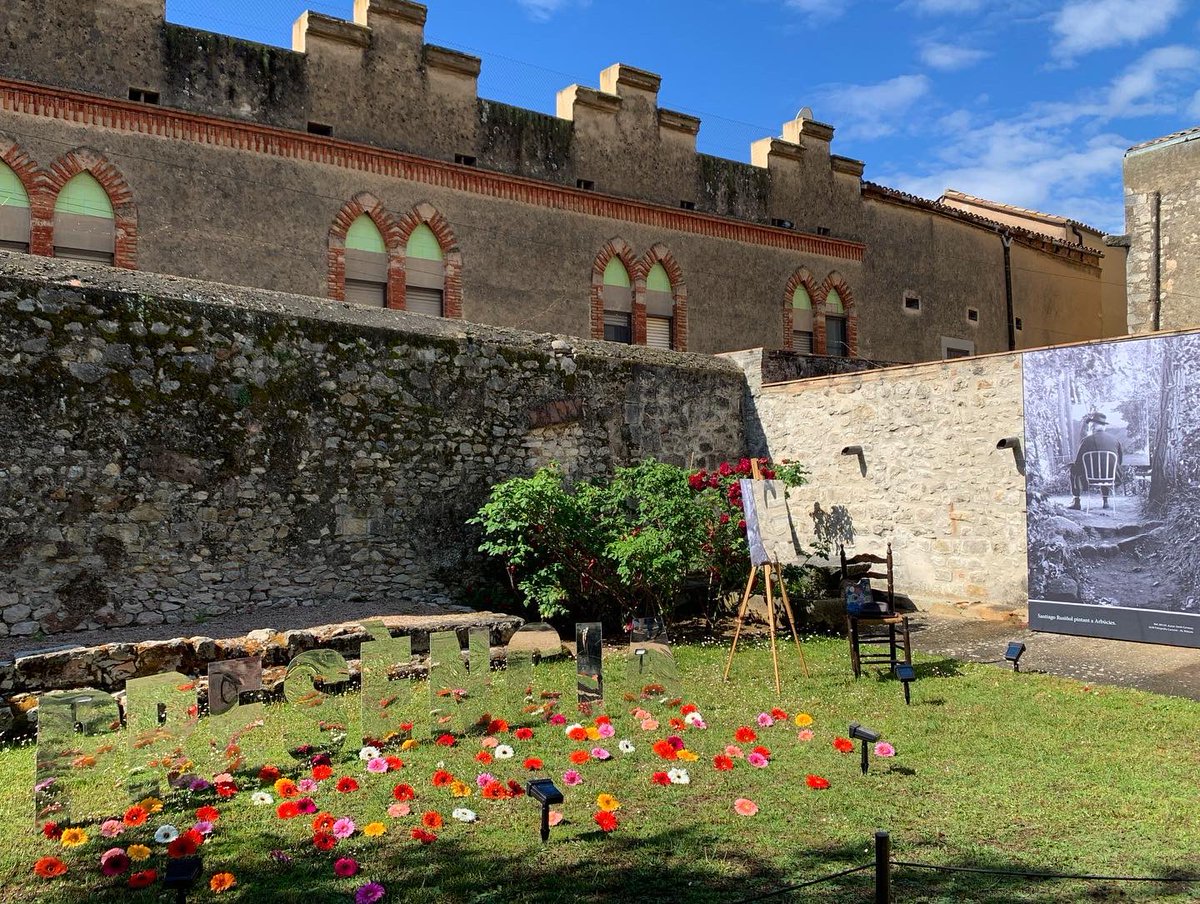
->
[734, 727, 757, 743]
[274, 778, 299, 798]
[806, 774, 830, 790]
[421, 811, 443, 829]
[312, 764, 333, 780]
[450, 780, 472, 798]
[487, 719, 509, 733]
[276, 801, 300, 820]
[33, 856, 67, 878]
[833, 737, 854, 753]
[209, 872, 236, 893]
[669, 718, 686, 730]
[138, 797, 164, 814]
[481, 780, 510, 800]
[475, 751, 493, 765]
[122, 806, 148, 827]
[652, 740, 678, 760]
[567, 726, 588, 742]
[569, 750, 590, 765]
[195, 805, 220, 823]
[431, 770, 454, 787]
[312, 813, 335, 833]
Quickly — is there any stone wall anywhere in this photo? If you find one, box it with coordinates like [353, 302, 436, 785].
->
[744, 352, 1028, 607]
[0, 256, 746, 640]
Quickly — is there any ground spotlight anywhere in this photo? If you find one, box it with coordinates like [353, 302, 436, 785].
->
[526, 777, 564, 842]
[164, 855, 202, 904]
[895, 662, 916, 705]
[1005, 641, 1026, 673]
[848, 721, 881, 775]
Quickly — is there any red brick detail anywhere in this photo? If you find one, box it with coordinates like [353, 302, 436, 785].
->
[44, 147, 138, 269]
[327, 192, 403, 304]
[395, 202, 462, 317]
[0, 77, 866, 262]
[636, 243, 687, 352]
[0, 133, 45, 253]
[782, 267, 818, 351]
[815, 270, 857, 357]
[589, 238, 637, 342]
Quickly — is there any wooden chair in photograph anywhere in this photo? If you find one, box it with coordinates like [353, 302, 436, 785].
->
[840, 543, 911, 679]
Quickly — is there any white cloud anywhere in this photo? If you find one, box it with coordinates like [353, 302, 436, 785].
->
[783, 0, 853, 23]
[919, 41, 990, 70]
[1107, 45, 1200, 115]
[816, 75, 932, 140]
[1052, 0, 1182, 59]
[515, 0, 578, 22]
[1189, 89, 1200, 121]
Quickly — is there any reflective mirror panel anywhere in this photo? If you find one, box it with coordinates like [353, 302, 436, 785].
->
[360, 621, 417, 748]
[461, 627, 492, 734]
[125, 672, 199, 801]
[630, 616, 668, 643]
[428, 630, 468, 736]
[282, 649, 351, 760]
[505, 623, 564, 722]
[35, 689, 122, 830]
[576, 623, 603, 714]
[205, 657, 264, 773]
[623, 641, 682, 705]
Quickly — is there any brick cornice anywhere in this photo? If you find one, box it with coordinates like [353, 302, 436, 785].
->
[0, 77, 865, 263]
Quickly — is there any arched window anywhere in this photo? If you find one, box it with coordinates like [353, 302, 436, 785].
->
[53, 172, 114, 264]
[344, 214, 388, 307]
[644, 263, 674, 350]
[602, 257, 633, 343]
[792, 284, 814, 353]
[0, 161, 30, 252]
[405, 223, 445, 316]
[825, 288, 848, 356]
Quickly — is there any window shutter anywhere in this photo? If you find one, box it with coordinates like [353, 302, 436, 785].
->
[603, 311, 632, 344]
[53, 211, 115, 264]
[826, 316, 848, 356]
[646, 316, 672, 350]
[346, 278, 387, 307]
[792, 331, 813, 353]
[406, 286, 444, 317]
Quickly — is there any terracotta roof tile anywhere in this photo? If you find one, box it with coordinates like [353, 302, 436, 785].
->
[1128, 125, 1200, 154]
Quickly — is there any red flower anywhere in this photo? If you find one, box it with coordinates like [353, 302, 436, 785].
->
[411, 827, 437, 844]
[650, 771, 671, 786]
[833, 737, 854, 753]
[567, 726, 588, 742]
[718, 461, 733, 477]
[727, 483, 742, 505]
[806, 774, 831, 790]
[719, 512, 731, 524]
[680, 703, 698, 716]
[336, 776, 359, 793]
[514, 727, 534, 740]
[593, 811, 618, 832]
[752, 745, 772, 760]
[475, 751, 494, 765]
[400, 722, 414, 732]
[195, 805, 220, 823]
[487, 719, 509, 734]
[385, 755, 404, 771]
[770, 708, 788, 721]
[215, 781, 237, 798]
[128, 869, 157, 889]
[669, 718, 686, 730]
[123, 805, 148, 827]
[507, 779, 526, 797]
[713, 755, 734, 771]
[738, 519, 747, 531]
[167, 834, 200, 858]
[652, 740, 678, 760]
[523, 757, 544, 771]
[312, 764, 333, 780]
[688, 471, 706, 490]
[422, 811, 443, 829]
[313, 832, 336, 851]
[481, 780, 509, 800]
[33, 856, 67, 878]
[432, 770, 454, 787]
[276, 801, 300, 820]
[312, 813, 335, 833]
[734, 727, 757, 743]
[41, 822, 62, 841]
[595, 715, 612, 725]
[392, 783, 416, 802]
[436, 734, 457, 747]
[258, 765, 281, 783]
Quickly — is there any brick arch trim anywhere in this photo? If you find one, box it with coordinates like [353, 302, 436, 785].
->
[327, 192, 403, 305]
[636, 243, 688, 351]
[815, 270, 857, 356]
[44, 148, 137, 269]
[783, 267, 818, 351]
[395, 202, 462, 317]
[589, 237, 638, 341]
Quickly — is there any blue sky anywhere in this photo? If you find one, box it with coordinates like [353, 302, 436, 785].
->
[168, 0, 1200, 233]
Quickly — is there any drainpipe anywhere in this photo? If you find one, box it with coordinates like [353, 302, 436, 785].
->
[1151, 191, 1161, 331]
[1000, 231, 1015, 351]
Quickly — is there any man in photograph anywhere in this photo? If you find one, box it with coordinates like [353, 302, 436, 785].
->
[1069, 412, 1123, 510]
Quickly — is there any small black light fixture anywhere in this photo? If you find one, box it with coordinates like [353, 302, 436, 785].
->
[526, 777, 564, 842]
[1005, 641, 1026, 673]
[895, 662, 916, 705]
[634, 647, 647, 674]
[848, 721, 881, 775]
[164, 855, 203, 904]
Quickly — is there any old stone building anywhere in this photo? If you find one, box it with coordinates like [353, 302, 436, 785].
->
[0, 0, 1111, 362]
[1124, 126, 1200, 335]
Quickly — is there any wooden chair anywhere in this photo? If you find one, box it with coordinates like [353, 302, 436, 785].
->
[840, 543, 911, 679]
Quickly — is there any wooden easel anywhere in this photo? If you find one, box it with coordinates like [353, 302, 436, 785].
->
[723, 461, 810, 695]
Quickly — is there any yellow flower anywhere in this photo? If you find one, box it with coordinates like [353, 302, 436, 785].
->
[127, 844, 151, 861]
[60, 828, 88, 847]
[676, 749, 699, 762]
[363, 822, 387, 837]
[138, 797, 164, 814]
[596, 793, 621, 813]
[793, 713, 813, 728]
[401, 739, 419, 751]
[585, 726, 601, 741]
[450, 780, 472, 798]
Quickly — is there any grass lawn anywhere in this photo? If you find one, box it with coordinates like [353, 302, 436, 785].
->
[1, 636, 1198, 903]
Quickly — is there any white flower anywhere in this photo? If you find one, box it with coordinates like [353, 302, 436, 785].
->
[618, 739, 635, 754]
[684, 712, 705, 727]
[494, 744, 514, 760]
[251, 792, 273, 806]
[667, 768, 690, 785]
[451, 808, 477, 823]
[154, 824, 180, 844]
[359, 745, 381, 761]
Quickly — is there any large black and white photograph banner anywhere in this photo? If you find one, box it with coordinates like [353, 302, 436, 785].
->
[1023, 331, 1200, 648]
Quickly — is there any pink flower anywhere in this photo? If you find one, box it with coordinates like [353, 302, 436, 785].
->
[666, 736, 685, 751]
[747, 752, 768, 768]
[99, 847, 130, 877]
[725, 745, 745, 759]
[590, 747, 611, 761]
[562, 770, 583, 786]
[756, 713, 774, 728]
[387, 803, 411, 818]
[100, 819, 124, 838]
[733, 798, 759, 816]
[874, 742, 896, 758]
[192, 821, 214, 836]
[640, 719, 659, 731]
[367, 758, 389, 774]
[632, 708, 652, 720]
[797, 729, 815, 742]
[476, 773, 496, 789]
[480, 736, 499, 749]
[297, 779, 318, 793]
[295, 798, 318, 814]
[334, 857, 359, 878]
[549, 714, 567, 726]
[597, 722, 615, 739]
[332, 817, 356, 839]
[548, 810, 564, 827]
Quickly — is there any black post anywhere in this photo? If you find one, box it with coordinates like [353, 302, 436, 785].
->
[540, 802, 550, 842]
[902, 680, 911, 706]
[860, 740, 870, 775]
[874, 830, 891, 904]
